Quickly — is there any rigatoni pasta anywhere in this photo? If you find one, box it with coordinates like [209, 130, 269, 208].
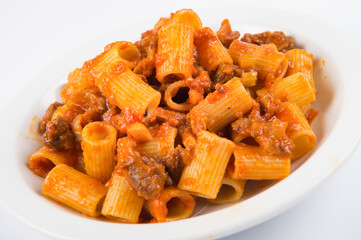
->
[156, 23, 194, 83]
[42, 164, 107, 217]
[227, 143, 291, 180]
[135, 124, 178, 158]
[276, 102, 316, 160]
[286, 49, 316, 93]
[256, 72, 316, 107]
[101, 171, 144, 223]
[96, 62, 161, 116]
[81, 122, 117, 183]
[178, 131, 235, 199]
[208, 175, 246, 204]
[60, 41, 141, 103]
[172, 9, 202, 31]
[188, 77, 254, 133]
[28, 9, 319, 224]
[229, 40, 288, 80]
[29, 147, 79, 178]
[164, 80, 194, 112]
[144, 187, 196, 222]
[194, 27, 233, 72]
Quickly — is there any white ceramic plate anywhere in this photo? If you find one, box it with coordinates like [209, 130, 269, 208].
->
[1, 7, 361, 240]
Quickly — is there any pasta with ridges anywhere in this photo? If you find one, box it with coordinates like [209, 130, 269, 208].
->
[28, 8, 319, 224]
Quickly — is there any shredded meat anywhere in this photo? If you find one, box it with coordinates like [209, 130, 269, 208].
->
[134, 30, 158, 77]
[186, 67, 211, 93]
[184, 68, 211, 105]
[212, 63, 242, 87]
[241, 31, 294, 53]
[232, 106, 294, 156]
[124, 154, 172, 200]
[145, 107, 186, 128]
[64, 86, 107, 113]
[40, 102, 63, 133]
[217, 19, 240, 48]
[159, 145, 183, 184]
[134, 49, 156, 77]
[43, 117, 76, 151]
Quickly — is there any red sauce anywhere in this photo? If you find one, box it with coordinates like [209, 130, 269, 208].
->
[207, 84, 230, 104]
[306, 108, 319, 125]
[106, 107, 143, 133]
[29, 9, 320, 223]
[216, 19, 240, 48]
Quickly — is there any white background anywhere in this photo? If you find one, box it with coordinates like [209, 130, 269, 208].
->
[1, 0, 360, 239]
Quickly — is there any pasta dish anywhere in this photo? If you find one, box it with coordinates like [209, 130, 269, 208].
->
[28, 9, 318, 223]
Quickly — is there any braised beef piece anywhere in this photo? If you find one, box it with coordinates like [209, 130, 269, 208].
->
[212, 63, 242, 87]
[162, 146, 183, 184]
[241, 31, 294, 53]
[231, 107, 294, 156]
[40, 102, 63, 133]
[66, 86, 107, 113]
[217, 19, 240, 48]
[133, 30, 158, 77]
[145, 107, 186, 128]
[42, 117, 76, 151]
[124, 154, 172, 200]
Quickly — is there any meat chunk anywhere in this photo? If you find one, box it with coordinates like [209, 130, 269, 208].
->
[161, 145, 184, 184]
[123, 154, 172, 200]
[231, 106, 294, 156]
[134, 30, 158, 77]
[217, 19, 240, 48]
[212, 63, 242, 87]
[42, 117, 76, 151]
[40, 102, 63, 133]
[64, 86, 107, 114]
[145, 107, 186, 128]
[241, 31, 294, 53]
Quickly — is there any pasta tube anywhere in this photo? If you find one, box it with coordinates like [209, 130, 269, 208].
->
[256, 73, 316, 107]
[156, 23, 194, 83]
[135, 124, 178, 158]
[286, 49, 316, 93]
[42, 164, 107, 217]
[178, 131, 235, 199]
[300, 103, 311, 117]
[172, 9, 203, 31]
[29, 146, 78, 178]
[227, 143, 291, 180]
[194, 27, 233, 72]
[101, 172, 144, 223]
[96, 62, 161, 116]
[81, 122, 117, 183]
[241, 71, 257, 87]
[164, 80, 194, 112]
[90, 41, 141, 75]
[60, 41, 141, 102]
[189, 77, 254, 133]
[144, 187, 196, 222]
[208, 175, 246, 204]
[228, 40, 288, 80]
[153, 9, 202, 34]
[277, 102, 316, 160]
